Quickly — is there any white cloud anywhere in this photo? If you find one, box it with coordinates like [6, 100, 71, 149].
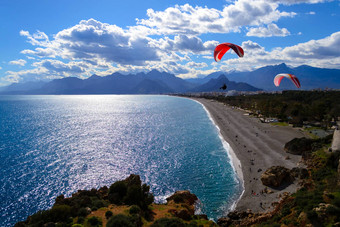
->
[307, 11, 316, 14]
[32, 59, 88, 76]
[9, 59, 27, 66]
[282, 31, 340, 59]
[137, 1, 296, 35]
[246, 23, 290, 37]
[4, 67, 49, 83]
[269, 0, 333, 4]
[13, 1, 340, 83]
[216, 31, 340, 70]
[20, 30, 50, 47]
[22, 19, 161, 66]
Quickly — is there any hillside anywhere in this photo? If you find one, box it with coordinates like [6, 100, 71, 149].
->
[15, 175, 216, 227]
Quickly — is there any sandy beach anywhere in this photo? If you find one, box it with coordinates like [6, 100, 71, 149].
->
[191, 98, 306, 213]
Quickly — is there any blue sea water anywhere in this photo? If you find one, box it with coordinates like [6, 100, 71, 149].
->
[0, 95, 242, 226]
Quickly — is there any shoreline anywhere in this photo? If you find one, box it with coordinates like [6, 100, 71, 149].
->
[192, 99, 245, 212]
[190, 97, 306, 214]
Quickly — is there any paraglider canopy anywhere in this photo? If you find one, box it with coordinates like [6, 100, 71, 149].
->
[214, 43, 244, 62]
[274, 73, 301, 88]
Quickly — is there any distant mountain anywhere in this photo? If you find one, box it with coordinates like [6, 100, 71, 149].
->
[0, 70, 196, 95]
[1, 64, 337, 94]
[132, 79, 173, 94]
[223, 63, 340, 90]
[186, 71, 224, 85]
[0, 81, 46, 94]
[190, 75, 261, 92]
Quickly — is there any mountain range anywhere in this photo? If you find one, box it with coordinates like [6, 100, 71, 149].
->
[0, 63, 339, 94]
[0, 70, 260, 94]
[189, 63, 340, 90]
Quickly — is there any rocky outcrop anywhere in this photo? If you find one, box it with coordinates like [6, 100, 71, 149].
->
[284, 137, 313, 155]
[169, 208, 192, 221]
[166, 190, 198, 206]
[166, 190, 198, 221]
[260, 166, 293, 188]
[313, 203, 340, 221]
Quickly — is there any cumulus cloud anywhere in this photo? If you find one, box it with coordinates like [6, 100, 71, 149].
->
[282, 31, 340, 59]
[9, 59, 27, 66]
[151, 35, 218, 54]
[246, 23, 290, 37]
[33, 60, 88, 75]
[12, 1, 339, 83]
[20, 30, 50, 47]
[4, 67, 49, 84]
[137, 1, 296, 35]
[21, 19, 161, 66]
[216, 31, 340, 70]
[269, 0, 333, 5]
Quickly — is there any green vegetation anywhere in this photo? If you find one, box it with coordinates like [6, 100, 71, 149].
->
[253, 136, 340, 227]
[106, 214, 137, 227]
[14, 174, 217, 227]
[105, 210, 113, 220]
[197, 90, 340, 128]
[15, 174, 154, 227]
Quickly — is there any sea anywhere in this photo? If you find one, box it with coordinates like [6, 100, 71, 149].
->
[0, 95, 242, 226]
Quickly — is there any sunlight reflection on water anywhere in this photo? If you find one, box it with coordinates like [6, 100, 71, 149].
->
[0, 95, 241, 226]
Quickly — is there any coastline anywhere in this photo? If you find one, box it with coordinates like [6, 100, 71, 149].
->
[190, 97, 306, 214]
[192, 99, 245, 211]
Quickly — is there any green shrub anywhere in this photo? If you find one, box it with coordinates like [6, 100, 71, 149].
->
[72, 224, 84, 227]
[87, 216, 102, 226]
[77, 216, 85, 224]
[105, 210, 113, 219]
[109, 181, 127, 197]
[326, 205, 340, 215]
[106, 214, 135, 227]
[92, 199, 105, 209]
[124, 185, 143, 205]
[49, 205, 72, 223]
[332, 197, 340, 207]
[78, 207, 88, 217]
[150, 217, 186, 227]
[129, 205, 141, 214]
[306, 210, 318, 221]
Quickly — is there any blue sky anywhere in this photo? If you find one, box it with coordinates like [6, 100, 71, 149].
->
[0, 0, 339, 86]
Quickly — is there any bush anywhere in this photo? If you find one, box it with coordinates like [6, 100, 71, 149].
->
[124, 185, 143, 205]
[150, 217, 186, 227]
[77, 216, 85, 224]
[87, 216, 102, 226]
[332, 197, 340, 207]
[49, 205, 72, 223]
[106, 214, 135, 227]
[129, 205, 141, 215]
[78, 207, 88, 217]
[326, 204, 340, 215]
[108, 181, 127, 204]
[105, 210, 113, 219]
[92, 199, 105, 209]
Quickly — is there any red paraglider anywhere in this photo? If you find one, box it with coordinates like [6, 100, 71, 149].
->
[274, 73, 301, 88]
[214, 43, 244, 62]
